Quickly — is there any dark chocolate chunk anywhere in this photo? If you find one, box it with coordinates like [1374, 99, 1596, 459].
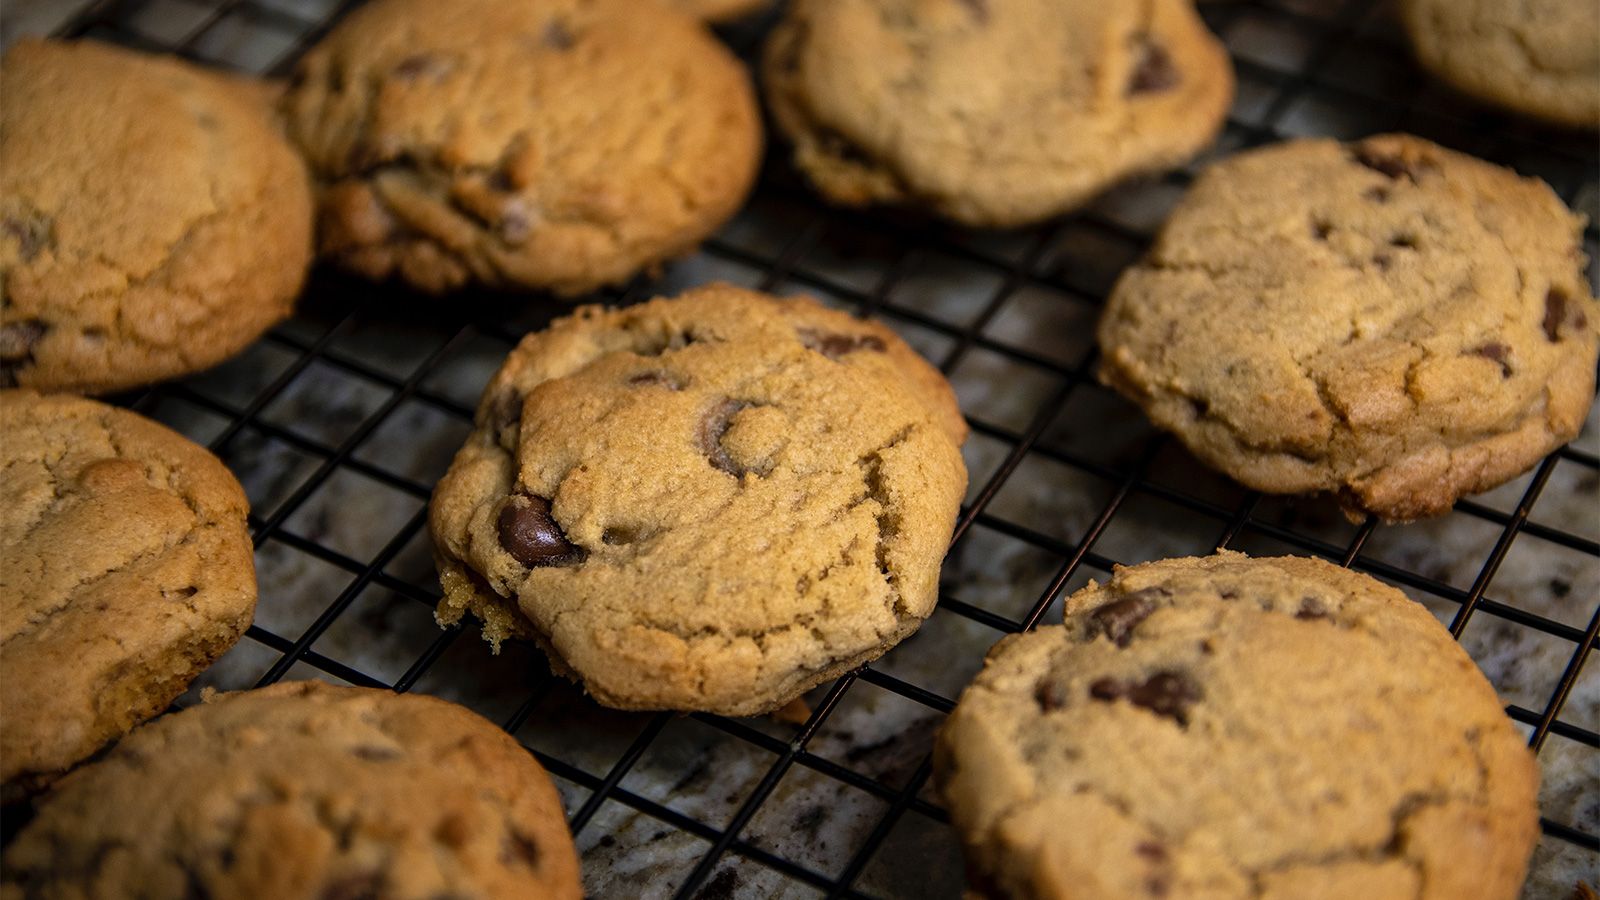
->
[1034, 678, 1069, 711]
[543, 20, 575, 50]
[3, 213, 52, 261]
[1091, 589, 1163, 647]
[1472, 342, 1512, 378]
[1295, 596, 1328, 620]
[1311, 219, 1332, 241]
[797, 328, 887, 360]
[1544, 287, 1573, 342]
[1127, 36, 1179, 95]
[700, 398, 753, 477]
[497, 494, 585, 567]
[503, 830, 540, 867]
[1089, 670, 1201, 726]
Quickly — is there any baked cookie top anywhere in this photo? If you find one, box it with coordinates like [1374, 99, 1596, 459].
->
[1098, 134, 1598, 521]
[0, 39, 312, 395]
[282, 0, 762, 296]
[0, 390, 255, 798]
[762, 0, 1234, 227]
[1, 681, 582, 900]
[430, 284, 968, 715]
[1401, 0, 1600, 129]
[936, 552, 1541, 900]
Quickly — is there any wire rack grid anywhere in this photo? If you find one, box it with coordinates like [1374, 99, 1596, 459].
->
[11, 0, 1598, 896]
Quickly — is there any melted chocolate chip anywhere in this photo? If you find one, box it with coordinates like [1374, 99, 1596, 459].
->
[543, 20, 576, 50]
[798, 328, 887, 360]
[1034, 678, 1069, 711]
[700, 398, 754, 477]
[1389, 233, 1418, 249]
[1091, 589, 1163, 647]
[3, 213, 52, 261]
[1311, 219, 1332, 241]
[1295, 597, 1328, 620]
[1544, 287, 1573, 342]
[1135, 841, 1168, 862]
[1127, 36, 1179, 95]
[1352, 146, 1422, 181]
[490, 390, 523, 434]
[497, 494, 585, 567]
[1472, 342, 1512, 377]
[1089, 670, 1201, 726]
[0, 319, 46, 384]
[393, 54, 452, 81]
[503, 830, 540, 867]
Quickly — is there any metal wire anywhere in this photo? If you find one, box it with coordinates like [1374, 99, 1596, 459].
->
[40, 0, 1600, 895]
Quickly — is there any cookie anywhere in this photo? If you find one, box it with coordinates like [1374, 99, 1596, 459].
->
[0, 390, 256, 800]
[1, 39, 312, 395]
[936, 552, 1541, 900]
[429, 283, 968, 715]
[1401, 0, 1600, 129]
[282, 0, 762, 296]
[1097, 134, 1599, 521]
[1, 681, 582, 899]
[762, 0, 1234, 228]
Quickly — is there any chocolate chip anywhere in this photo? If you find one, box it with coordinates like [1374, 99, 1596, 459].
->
[490, 390, 523, 434]
[3, 213, 52, 261]
[0, 319, 46, 384]
[1352, 146, 1420, 181]
[1544, 287, 1574, 342]
[1472, 342, 1513, 378]
[393, 54, 452, 81]
[501, 830, 540, 867]
[1135, 841, 1168, 862]
[1034, 678, 1068, 711]
[1389, 233, 1418, 249]
[543, 20, 575, 50]
[1089, 670, 1201, 726]
[1311, 219, 1332, 241]
[1364, 186, 1391, 203]
[1295, 597, 1328, 620]
[798, 328, 887, 360]
[1091, 589, 1163, 647]
[497, 494, 585, 567]
[956, 0, 988, 23]
[351, 745, 401, 761]
[700, 398, 754, 477]
[601, 526, 640, 546]
[1127, 36, 1179, 95]
[1371, 251, 1393, 271]
[627, 371, 684, 390]
[319, 873, 382, 900]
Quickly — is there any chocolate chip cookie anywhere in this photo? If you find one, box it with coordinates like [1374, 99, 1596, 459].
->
[1, 39, 312, 395]
[282, 0, 762, 296]
[1098, 134, 1599, 521]
[1, 390, 256, 800]
[762, 0, 1234, 227]
[1401, 0, 1600, 129]
[936, 552, 1541, 900]
[2, 681, 582, 899]
[429, 283, 968, 715]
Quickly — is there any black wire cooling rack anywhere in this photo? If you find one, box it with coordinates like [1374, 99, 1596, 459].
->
[13, 0, 1598, 896]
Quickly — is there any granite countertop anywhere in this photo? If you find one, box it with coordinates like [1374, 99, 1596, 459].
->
[6, 0, 1597, 897]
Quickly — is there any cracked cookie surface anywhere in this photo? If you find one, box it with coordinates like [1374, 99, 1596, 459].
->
[429, 283, 968, 715]
[935, 552, 1540, 900]
[281, 0, 761, 297]
[1097, 134, 1599, 522]
[0, 390, 256, 800]
[1401, 0, 1600, 129]
[1, 681, 582, 899]
[762, 0, 1234, 227]
[0, 39, 312, 395]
